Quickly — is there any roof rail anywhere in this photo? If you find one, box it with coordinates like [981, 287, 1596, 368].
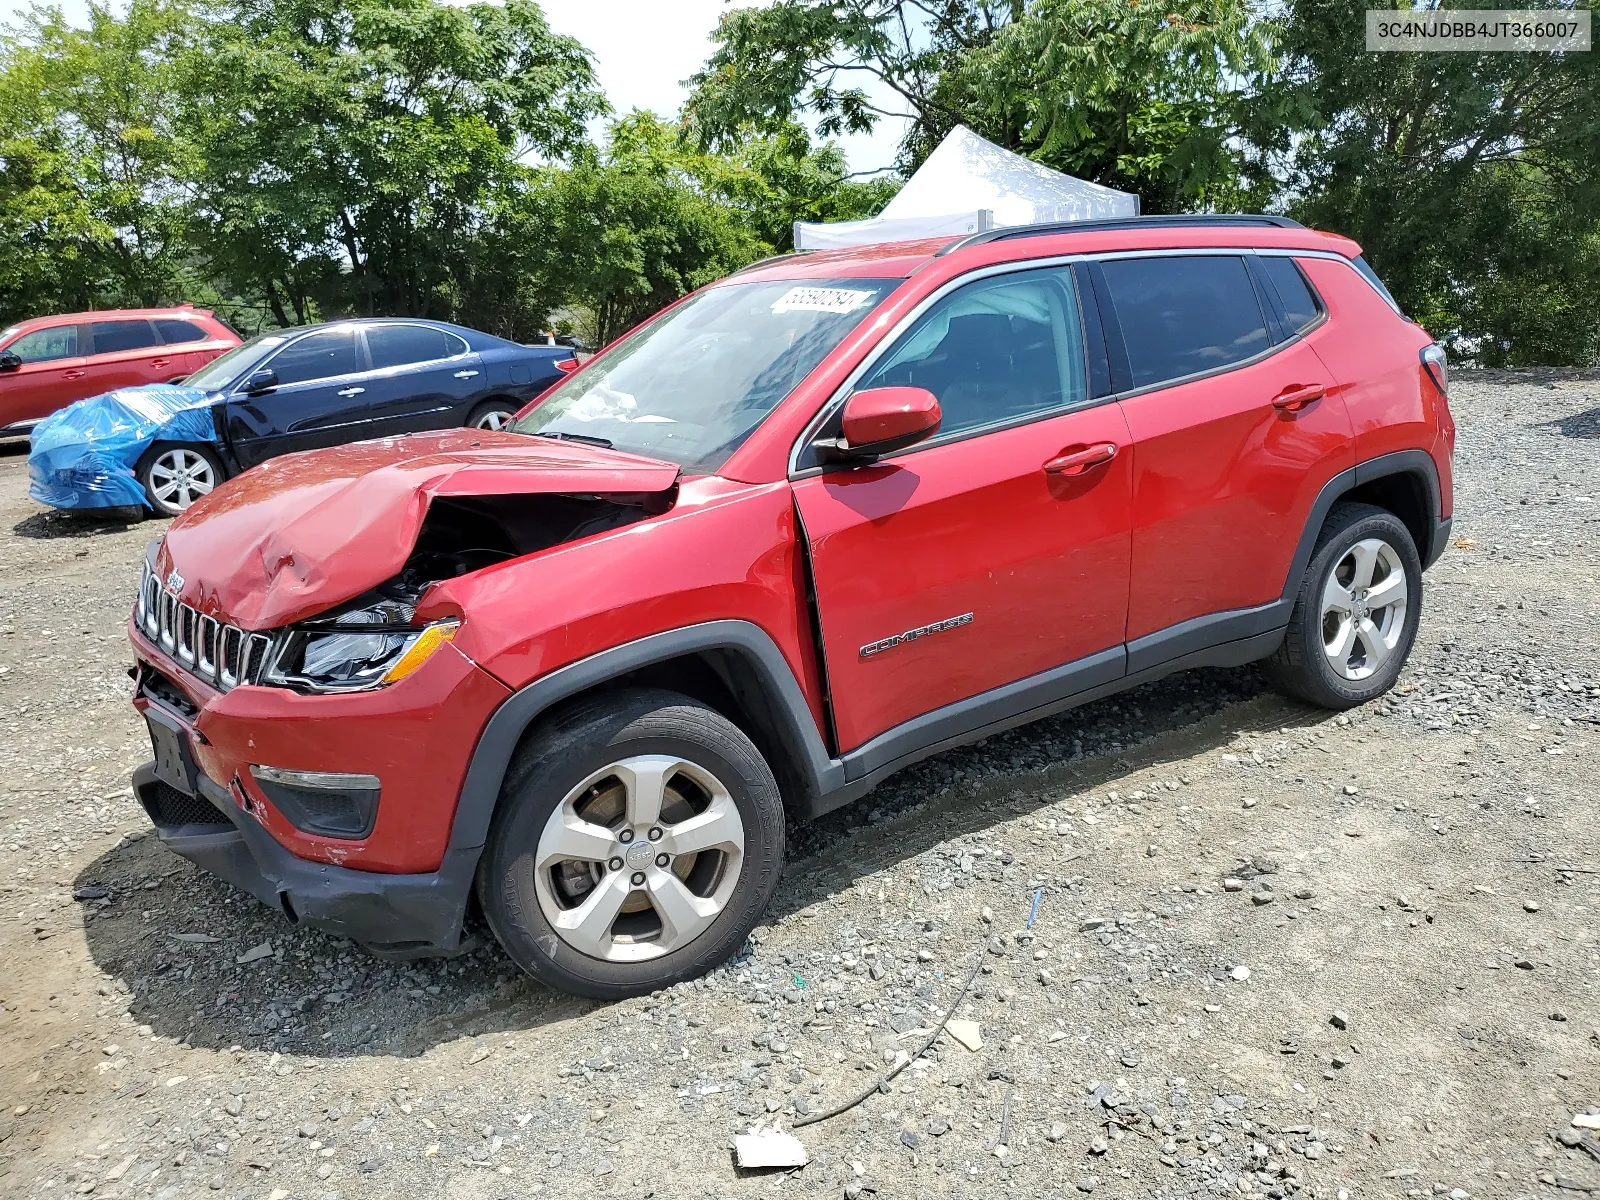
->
[935, 213, 1305, 256]
[728, 250, 811, 276]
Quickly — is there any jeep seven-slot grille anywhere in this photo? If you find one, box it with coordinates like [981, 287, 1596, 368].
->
[136, 560, 271, 690]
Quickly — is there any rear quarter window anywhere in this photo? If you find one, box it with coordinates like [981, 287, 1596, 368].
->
[1100, 255, 1271, 389]
[1258, 257, 1322, 333]
[155, 318, 210, 345]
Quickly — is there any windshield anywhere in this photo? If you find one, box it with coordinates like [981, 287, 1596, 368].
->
[513, 277, 900, 472]
[183, 331, 288, 390]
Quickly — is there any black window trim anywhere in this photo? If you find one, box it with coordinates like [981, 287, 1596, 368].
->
[788, 256, 1113, 476]
[241, 325, 371, 393]
[359, 322, 472, 372]
[1086, 248, 1328, 402]
[788, 247, 1368, 476]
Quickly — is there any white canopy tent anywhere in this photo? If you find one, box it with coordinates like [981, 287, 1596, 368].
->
[794, 125, 1138, 250]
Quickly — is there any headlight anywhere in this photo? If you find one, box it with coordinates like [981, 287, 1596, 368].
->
[262, 601, 459, 694]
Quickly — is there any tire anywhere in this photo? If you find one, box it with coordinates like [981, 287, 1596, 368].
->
[136, 443, 225, 517]
[466, 400, 519, 431]
[476, 688, 786, 999]
[1261, 501, 1422, 709]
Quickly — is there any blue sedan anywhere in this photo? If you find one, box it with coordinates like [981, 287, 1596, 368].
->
[29, 318, 577, 516]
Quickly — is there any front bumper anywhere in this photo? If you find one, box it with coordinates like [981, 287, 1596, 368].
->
[133, 761, 478, 957]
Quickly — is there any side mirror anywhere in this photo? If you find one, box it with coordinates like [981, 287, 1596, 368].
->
[0, 352, 21, 372]
[820, 386, 942, 461]
[242, 367, 278, 394]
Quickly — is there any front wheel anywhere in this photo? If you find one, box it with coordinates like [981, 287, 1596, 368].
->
[477, 689, 786, 999]
[1262, 501, 1422, 709]
[137, 444, 224, 517]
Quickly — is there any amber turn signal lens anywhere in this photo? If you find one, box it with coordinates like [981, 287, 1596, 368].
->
[380, 620, 460, 685]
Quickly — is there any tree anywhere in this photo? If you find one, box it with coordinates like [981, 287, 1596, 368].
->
[509, 113, 766, 346]
[684, 0, 1278, 212]
[183, 0, 606, 323]
[1267, 0, 1600, 363]
[948, 0, 1282, 211]
[0, 0, 201, 324]
[685, 1, 1018, 171]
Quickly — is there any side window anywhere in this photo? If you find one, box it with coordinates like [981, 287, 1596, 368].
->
[1099, 256, 1270, 389]
[154, 318, 209, 345]
[1257, 257, 1321, 334]
[855, 267, 1087, 439]
[91, 320, 160, 354]
[265, 329, 362, 386]
[365, 324, 462, 371]
[7, 326, 79, 362]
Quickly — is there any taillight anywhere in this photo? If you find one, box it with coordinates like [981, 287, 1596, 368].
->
[555, 357, 579, 373]
[1421, 343, 1448, 397]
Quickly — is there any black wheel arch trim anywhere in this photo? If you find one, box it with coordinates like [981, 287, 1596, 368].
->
[445, 621, 843, 858]
[1283, 449, 1447, 588]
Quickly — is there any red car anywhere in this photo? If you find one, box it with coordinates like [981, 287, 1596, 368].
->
[0, 307, 240, 437]
[125, 216, 1455, 998]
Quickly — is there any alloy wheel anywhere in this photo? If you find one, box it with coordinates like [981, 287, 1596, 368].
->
[532, 755, 746, 962]
[1320, 536, 1408, 681]
[474, 408, 513, 431]
[148, 448, 216, 511]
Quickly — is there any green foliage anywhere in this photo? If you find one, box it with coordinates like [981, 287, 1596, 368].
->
[183, 0, 606, 324]
[0, 0, 200, 320]
[0, 0, 881, 340]
[948, 0, 1282, 212]
[685, 1, 1014, 170]
[1269, 0, 1600, 364]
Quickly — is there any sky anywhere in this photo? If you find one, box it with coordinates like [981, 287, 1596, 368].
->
[0, 0, 910, 174]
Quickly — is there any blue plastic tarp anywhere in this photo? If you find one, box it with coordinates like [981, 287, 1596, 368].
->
[28, 385, 220, 510]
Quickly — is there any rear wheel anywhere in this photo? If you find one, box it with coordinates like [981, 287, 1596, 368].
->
[1262, 502, 1421, 709]
[137, 444, 224, 517]
[467, 400, 518, 431]
[477, 689, 785, 999]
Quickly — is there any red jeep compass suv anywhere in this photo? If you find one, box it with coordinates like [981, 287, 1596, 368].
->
[126, 216, 1455, 998]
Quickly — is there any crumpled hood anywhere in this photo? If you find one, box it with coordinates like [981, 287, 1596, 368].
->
[156, 430, 680, 630]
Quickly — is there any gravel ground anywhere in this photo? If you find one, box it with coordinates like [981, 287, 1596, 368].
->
[0, 371, 1596, 1200]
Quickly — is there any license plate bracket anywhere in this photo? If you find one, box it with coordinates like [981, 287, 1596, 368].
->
[145, 707, 199, 795]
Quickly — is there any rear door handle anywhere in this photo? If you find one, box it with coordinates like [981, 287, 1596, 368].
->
[453, 370, 479, 379]
[151, 358, 171, 369]
[1043, 442, 1118, 476]
[62, 369, 85, 380]
[337, 387, 365, 397]
[1272, 384, 1324, 412]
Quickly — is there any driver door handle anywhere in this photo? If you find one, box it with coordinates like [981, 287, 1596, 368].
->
[1043, 442, 1118, 476]
[453, 370, 480, 379]
[1272, 383, 1324, 412]
[337, 387, 365, 397]
[62, 369, 86, 380]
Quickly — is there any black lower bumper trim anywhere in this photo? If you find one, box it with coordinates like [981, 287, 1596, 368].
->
[132, 763, 475, 958]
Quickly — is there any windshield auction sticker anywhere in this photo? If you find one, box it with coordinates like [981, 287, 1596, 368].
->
[771, 287, 877, 314]
[1366, 9, 1589, 51]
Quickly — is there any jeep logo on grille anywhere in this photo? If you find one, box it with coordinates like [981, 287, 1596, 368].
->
[166, 570, 184, 592]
